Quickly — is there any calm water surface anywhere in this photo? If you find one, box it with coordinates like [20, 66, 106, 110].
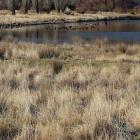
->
[0, 20, 140, 44]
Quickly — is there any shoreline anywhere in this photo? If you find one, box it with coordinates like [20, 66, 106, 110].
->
[0, 12, 140, 29]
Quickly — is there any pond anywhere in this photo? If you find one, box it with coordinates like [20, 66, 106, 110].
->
[0, 20, 140, 44]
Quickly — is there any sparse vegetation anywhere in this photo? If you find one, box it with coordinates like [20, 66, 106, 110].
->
[0, 40, 139, 140]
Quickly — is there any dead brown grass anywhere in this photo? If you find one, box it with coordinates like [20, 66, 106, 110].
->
[0, 40, 140, 63]
[0, 40, 139, 140]
[0, 10, 140, 26]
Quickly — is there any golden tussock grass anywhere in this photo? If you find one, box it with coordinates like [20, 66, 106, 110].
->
[0, 10, 139, 25]
[0, 40, 139, 140]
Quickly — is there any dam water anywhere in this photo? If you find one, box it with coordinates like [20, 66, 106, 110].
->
[0, 20, 140, 44]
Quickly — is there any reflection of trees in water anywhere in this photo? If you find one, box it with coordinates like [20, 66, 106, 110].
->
[25, 29, 29, 39]
[22, 27, 42, 43]
[36, 29, 39, 40]
[53, 24, 66, 44]
[1, 21, 140, 44]
[104, 20, 108, 28]
[22, 25, 64, 43]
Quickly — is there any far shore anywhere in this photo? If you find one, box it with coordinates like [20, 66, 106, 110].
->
[0, 10, 140, 29]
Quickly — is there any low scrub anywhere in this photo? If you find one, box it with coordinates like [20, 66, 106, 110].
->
[39, 48, 60, 59]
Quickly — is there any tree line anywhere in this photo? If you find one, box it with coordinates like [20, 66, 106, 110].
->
[3, 0, 140, 15]
[76, 0, 139, 13]
[7, 0, 74, 15]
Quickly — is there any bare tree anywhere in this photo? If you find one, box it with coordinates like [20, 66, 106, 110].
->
[34, 0, 39, 13]
[54, 0, 68, 12]
[105, 0, 108, 11]
[112, 0, 115, 10]
[22, 0, 29, 13]
[40, 0, 52, 13]
[31, 0, 39, 13]
[46, 0, 52, 12]
[11, 0, 16, 15]
[54, 0, 59, 12]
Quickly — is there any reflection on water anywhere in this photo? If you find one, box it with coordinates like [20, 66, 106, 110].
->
[0, 20, 140, 44]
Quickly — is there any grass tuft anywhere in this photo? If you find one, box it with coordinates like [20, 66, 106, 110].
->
[52, 61, 63, 75]
[39, 48, 60, 59]
[0, 48, 5, 60]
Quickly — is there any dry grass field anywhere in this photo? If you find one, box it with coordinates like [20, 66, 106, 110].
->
[0, 10, 140, 27]
[0, 39, 140, 140]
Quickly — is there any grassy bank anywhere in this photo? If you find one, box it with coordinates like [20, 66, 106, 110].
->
[0, 10, 140, 29]
[0, 39, 140, 63]
[0, 40, 140, 140]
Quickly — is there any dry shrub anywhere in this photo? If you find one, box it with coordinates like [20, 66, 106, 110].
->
[93, 120, 116, 140]
[117, 45, 127, 54]
[125, 46, 139, 56]
[0, 48, 5, 60]
[93, 112, 136, 140]
[0, 119, 21, 140]
[52, 61, 63, 75]
[118, 64, 131, 75]
[28, 72, 38, 91]
[39, 48, 60, 59]
[0, 97, 7, 114]
[8, 78, 20, 90]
